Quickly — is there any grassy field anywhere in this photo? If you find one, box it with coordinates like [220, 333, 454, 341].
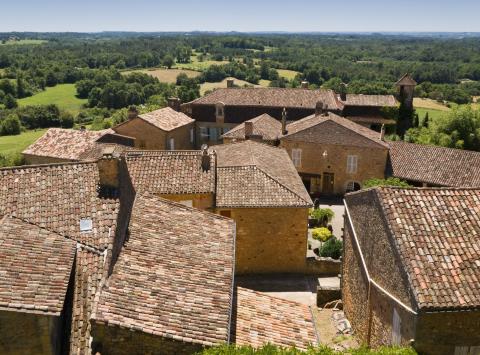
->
[416, 107, 448, 122]
[122, 68, 200, 83]
[18, 84, 86, 114]
[0, 39, 47, 46]
[258, 79, 271, 87]
[0, 129, 47, 156]
[277, 69, 300, 80]
[413, 98, 450, 111]
[200, 77, 262, 95]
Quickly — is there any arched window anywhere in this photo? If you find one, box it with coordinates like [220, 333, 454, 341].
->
[346, 181, 361, 193]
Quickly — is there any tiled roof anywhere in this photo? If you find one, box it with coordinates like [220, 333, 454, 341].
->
[396, 73, 417, 86]
[125, 150, 216, 194]
[0, 162, 119, 249]
[77, 142, 134, 161]
[136, 107, 194, 131]
[0, 216, 76, 315]
[233, 287, 318, 350]
[347, 116, 396, 125]
[282, 113, 388, 149]
[221, 114, 282, 141]
[374, 187, 480, 311]
[212, 141, 312, 208]
[189, 88, 341, 110]
[22, 128, 115, 161]
[388, 141, 480, 187]
[340, 94, 397, 107]
[92, 194, 235, 346]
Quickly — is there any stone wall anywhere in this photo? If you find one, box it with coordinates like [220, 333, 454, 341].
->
[23, 154, 73, 165]
[159, 193, 214, 211]
[0, 311, 63, 355]
[91, 322, 205, 355]
[280, 141, 388, 195]
[221, 207, 309, 274]
[166, 123, 195, 150]
[304, 256, 341, 276]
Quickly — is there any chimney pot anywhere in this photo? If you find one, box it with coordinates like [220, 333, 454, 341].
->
[167, 97, 181, 111]
[244, 121, 254, 138]
[301, 81, 309, 89]
[380, 124, 386, 141]
[227, 79, 235, 88]
[281, 108, 288, 135]
[201, 144, 210, 172]
[315, 101, 324, 116]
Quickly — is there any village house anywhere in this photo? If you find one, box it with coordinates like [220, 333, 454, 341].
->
[221, 113, 282, 145]
[22, 127, 135, 164]
[113, 106, 195, 150]
[343, 187, 480, 355]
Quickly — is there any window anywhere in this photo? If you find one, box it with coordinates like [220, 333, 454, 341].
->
[347, 155, 358, 174]
[346, 181, 361, 193]
[291, 149, 302, 167]
[392, 308, 401, 345]
[80, 218, 93, 233]
[168, 138, 175, 150]
[216, 106, 224, 117]
[310, 177, 322, 193]
[210, 127, 219, 142]
[190, 128, 194, 144]
[200, 127, 210, 142]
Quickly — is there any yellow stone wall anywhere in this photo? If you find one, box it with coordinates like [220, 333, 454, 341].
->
[158, 193, 214, 211]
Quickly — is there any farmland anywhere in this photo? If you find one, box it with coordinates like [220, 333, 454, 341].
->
[122, 68, 200, 83]
[200, 77, 263, 95]
[18, 84, 86, 114]
[0, 39, 47, 45]
[0, 129, 46, 156]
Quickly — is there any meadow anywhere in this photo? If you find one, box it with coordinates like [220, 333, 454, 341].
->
[0, 39, 47, 46]
[122, 68, 200, 84]
[0, 129, 46, 156]
[18, 84, 87, 114]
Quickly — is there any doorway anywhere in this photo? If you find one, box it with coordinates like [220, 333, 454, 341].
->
[322, 173, 334, 194]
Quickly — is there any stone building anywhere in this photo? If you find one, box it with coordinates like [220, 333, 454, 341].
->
[113, 107, 195, 150]
[279, 112, 389, 196]
[343, 187, 480, 355]
[395, 73, 417, 110]
[22, 127, 134, 164]
[387, 140, 480, 187]
[221, 113, 282, 145]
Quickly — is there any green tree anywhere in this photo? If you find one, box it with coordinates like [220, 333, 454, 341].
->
[163, 54, 175, 69]
[363, 177, 412, 188]
[59, 111, 74, 128]
[4, 94, 17, 109]
[0, 115, 21, 135]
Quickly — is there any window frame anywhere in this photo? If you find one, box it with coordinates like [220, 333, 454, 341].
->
[291, 148, 302, 168]
[346, 155, 358, 174]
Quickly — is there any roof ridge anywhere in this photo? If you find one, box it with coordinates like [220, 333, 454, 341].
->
[0, 160, 98, 172]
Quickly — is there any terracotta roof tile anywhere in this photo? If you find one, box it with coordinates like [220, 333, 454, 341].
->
[221, 114, 282, 142]
[136, 107, 194, 131]
[0, 216, 76, 315]
[125, 150, 216, 194]
[212, 141, 312, 208]
[190, 88, 341, 110]
[340, 94, 397, 107]
[396, 73, 417, 86]
[388, 141, 480, 187]
[233, 287, 318, 350]
[92, 194, 235, 346]
[282, 113, 388, 149]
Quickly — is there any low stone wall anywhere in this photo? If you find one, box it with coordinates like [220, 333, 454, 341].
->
[303, 256, 341, 276]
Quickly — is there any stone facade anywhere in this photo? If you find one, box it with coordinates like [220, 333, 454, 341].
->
[23, 154, 74, 165]
[159, 193, 214, 211]
[91, 322, 204, 355]
[280, 140, 388, 195]
[113, 117, 194, 150]
[218, 207, 309, 274]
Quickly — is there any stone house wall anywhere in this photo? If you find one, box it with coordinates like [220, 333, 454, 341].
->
[159, 193, 214, 211]
[166, 122, 195, 150]
[23, 154, 74, 165]
[280, 140, 388, 195]
[217, 207, 309, 274]
[0, 311, 63, 355]
[90, 322, 204, 355]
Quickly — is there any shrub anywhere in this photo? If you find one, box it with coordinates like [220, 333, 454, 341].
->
[0, 153, 24, 168]
[319, 238, 343, 260]
[59, 111, 74, 128]
[0, 115, 21, 135]
[363, 178, 411, 189]
[312, 227, 333, 242]
[309, 208, 335, 226]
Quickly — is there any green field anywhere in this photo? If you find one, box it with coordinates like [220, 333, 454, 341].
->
[0, 39, 47, 46]
[277, 69, 300, 80]
[18, 84, 86, 114]
[416, 107, 448, 122]
[0, 129, 46, 156]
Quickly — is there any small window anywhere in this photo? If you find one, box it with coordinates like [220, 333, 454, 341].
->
[347, 155, 358, 174]
[190, 128, 194, 144]
[80, 218, 93, 233]
[200, 127, 210, 142]
[291, 149, 302, 167]
[169, 138, 175, 150]
[210, 127, 219, 142]
[346, 181, 361, 193]
[310, 176, 322, 193]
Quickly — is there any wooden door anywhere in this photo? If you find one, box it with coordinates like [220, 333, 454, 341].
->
[322, 173, 334, 194]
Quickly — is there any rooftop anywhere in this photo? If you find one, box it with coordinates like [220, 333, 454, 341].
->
[221, 113, 282, 141]
[388, 141, 480, 187]
[396, 73, 417, 86]
[135, 107, 194, 131]
[339, 94, 397, 107]
[92, 194, 235, 346]
[189, 87, 341, 110]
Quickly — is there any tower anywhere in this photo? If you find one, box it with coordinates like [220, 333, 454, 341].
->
[395, 73, 417, 110]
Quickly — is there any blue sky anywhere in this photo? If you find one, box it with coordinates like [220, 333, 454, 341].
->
[1, 0, 479, 32]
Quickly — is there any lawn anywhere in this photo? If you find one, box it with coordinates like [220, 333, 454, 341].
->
[122, 68, 200, 84]
[415, 107, 447, 122]
[18, 84, 86, 114]
[0, 39, 47, 46]
[413, 98, 450, 111]
[277, 69, 300, 80]
[0, 129, 46, 156]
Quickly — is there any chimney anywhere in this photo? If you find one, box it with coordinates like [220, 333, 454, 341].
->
[315, 101, 324, 116]
[97, 148, 121, 195]
[380, 124, 386, 141]
[227, 79, 235, 88]
[281, 108, 287, 135]
[339, 83, 347, 101]
[80, 125, 86, 132]
[301, 81, 309, 89]
[322, 104, 329, 116]
[201, 144, 210, 172]
[127, 106, 138, 120]
[244, 121, 254, 138]
[167, 97, 181, 112]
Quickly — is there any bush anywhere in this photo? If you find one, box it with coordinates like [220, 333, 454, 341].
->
[319, 238, 343, 260]
[309, 208, 335, 227]
[59, 111, 74, 128]
[0, 115, 22, 135]
[363, 178, 411, 189]
[0, 153, 24, 168]
[312, 227, 333, 242]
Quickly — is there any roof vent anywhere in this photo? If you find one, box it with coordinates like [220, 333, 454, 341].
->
[80, 218, 93, 233]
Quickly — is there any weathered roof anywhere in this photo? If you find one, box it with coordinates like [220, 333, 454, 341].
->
[189, 88, 341, 110]
[212, 141, 312, 208]
[135, 107, 194, 131]
[0, 162, 119, 249]
[22, 128, 115, 161]
[396, 73, 417, 86]
[233, 287, 318, 350]
[347, 116, 396, 125]
[92, 194, 235, 346]
[282, 113, 388, 149]
[374, 187, 480, 311]
[0, 216, 76, 315]
[125, 150, 216, 194]
[221, 114, 282, 141]
[388, 141, 480, 187]
[340, 94, 397, 107]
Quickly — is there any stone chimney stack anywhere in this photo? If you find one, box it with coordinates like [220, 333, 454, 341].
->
[201, 144, 210, 172]
[97, 147, 121, 195]
[167, 97, 181, 112]
[380, 124, 386, 141]
[127, 106, 138, 120]
[281, 108, 287, 135]
[315, 101, 324, 116]
[227, 79, 235, 88]
[244, 121, 254, 138]
[301, 81, 309, 89]
[339, 83, 347, 101]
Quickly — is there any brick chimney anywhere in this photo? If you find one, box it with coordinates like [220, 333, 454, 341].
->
[339, 83, 347, 101]
[281, 108, 288, 135]
[301, 81, 309, 89]
[127, 106, 138, 120]
[201, 144, 210, 172]
[380, 124, 386, 141]
[97, 147, 121, 197]
[167, 97, 181, 112]
[244, 121, 254, 138]
[227, 79, 235, 88]
[315, 101, 324, 116]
